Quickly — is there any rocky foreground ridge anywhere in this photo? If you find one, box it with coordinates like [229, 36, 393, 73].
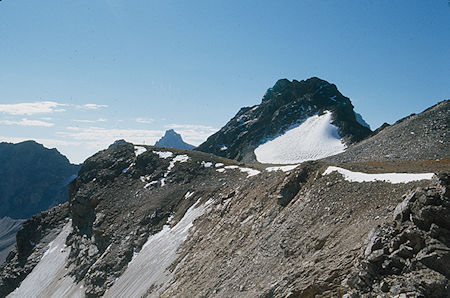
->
[1, 141, 448, 297]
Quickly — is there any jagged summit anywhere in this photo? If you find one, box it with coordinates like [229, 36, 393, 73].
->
[155, 129, 195, 150]
[197, 77, 372, 163]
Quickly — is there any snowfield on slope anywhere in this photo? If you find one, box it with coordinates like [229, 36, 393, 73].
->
[323, 166, 435, 184]
[8, 221, 84, 298]
[254, 111, 346, 164]
[104, 199, 211, 298]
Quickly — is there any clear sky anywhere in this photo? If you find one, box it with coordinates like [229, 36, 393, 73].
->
[1, 0, 449, 164]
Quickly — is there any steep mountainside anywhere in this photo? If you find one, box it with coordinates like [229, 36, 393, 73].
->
[0, 218, 25, 265]
[1, 138, 448, 297]
[197, 77, 372, 163]
[0, 141, 80, 220]
[327, 100, 449, 163]
[155, 129, 195, 150]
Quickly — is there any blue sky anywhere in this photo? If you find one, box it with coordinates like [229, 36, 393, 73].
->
[1, 0, 449, 163]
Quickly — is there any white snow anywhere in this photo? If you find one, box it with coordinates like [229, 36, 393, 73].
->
[216, 165, 260, 177]
[134, 146, 147, 157]
[143, 154, 190, 188]
[224, 165, 239, 169]
[166, 154, 189, 174]
[104, 199, 211, 298]
[8, 221, 84, 298]
[266, 165, 299, 172]
[323, 166, 435, 184]
[220, 145, 228, 151]
[238, 167, 261, 177]
[152, 151, 173, 159]
[184, 191, 194, 199]
[254, 111, 346, 164]
[144, 180, 159, 188]
[215, 163, 224, 168]
[201, 161, 213, 168]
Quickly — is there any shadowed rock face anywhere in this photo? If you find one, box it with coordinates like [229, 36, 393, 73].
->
[197, 77, 372, 162]
[0, 140, 80, 219]
[0, 217, 25, 264]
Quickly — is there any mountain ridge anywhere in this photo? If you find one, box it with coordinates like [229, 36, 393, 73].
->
[196, 77, 372, 163]
[0, 140, 80, 220]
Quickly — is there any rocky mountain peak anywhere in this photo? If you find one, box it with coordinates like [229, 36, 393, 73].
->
[155, 129, 195, 150]
[197, 77, 372, 163]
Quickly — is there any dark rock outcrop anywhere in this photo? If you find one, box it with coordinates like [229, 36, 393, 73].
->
[346, 173, 450, 297]
[197, 77, 372, 162]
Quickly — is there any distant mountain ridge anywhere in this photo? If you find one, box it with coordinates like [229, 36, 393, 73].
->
[155, 129, 195, 150]
[197, 77, 372, 163]
[0, 140, 80, 219]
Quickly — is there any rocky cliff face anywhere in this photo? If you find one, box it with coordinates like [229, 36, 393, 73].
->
[197, 77, 372, 162]
[155, 129, 195, 150]
[0, 141, 80, 219]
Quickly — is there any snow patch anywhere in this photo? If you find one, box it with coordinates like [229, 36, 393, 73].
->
[254, 111, 346, 164]
[238, 167, 261, 177]
[217, 165, 260, 177]
[166, 154, 189, 174]
[201, 161, 213, 168]
[8, 221, 84, 298]
[224, 165, 239, 169]
[323, 166, 434, 184]
[266, 165, 299, 172]
[134, 146, 147, 157]
[153, 151, 173, 159]
[215, 163, 224, 168]
[184, 191, 194, 199]
[220, 145, 228, 151]
[104, 199, 211, 298]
